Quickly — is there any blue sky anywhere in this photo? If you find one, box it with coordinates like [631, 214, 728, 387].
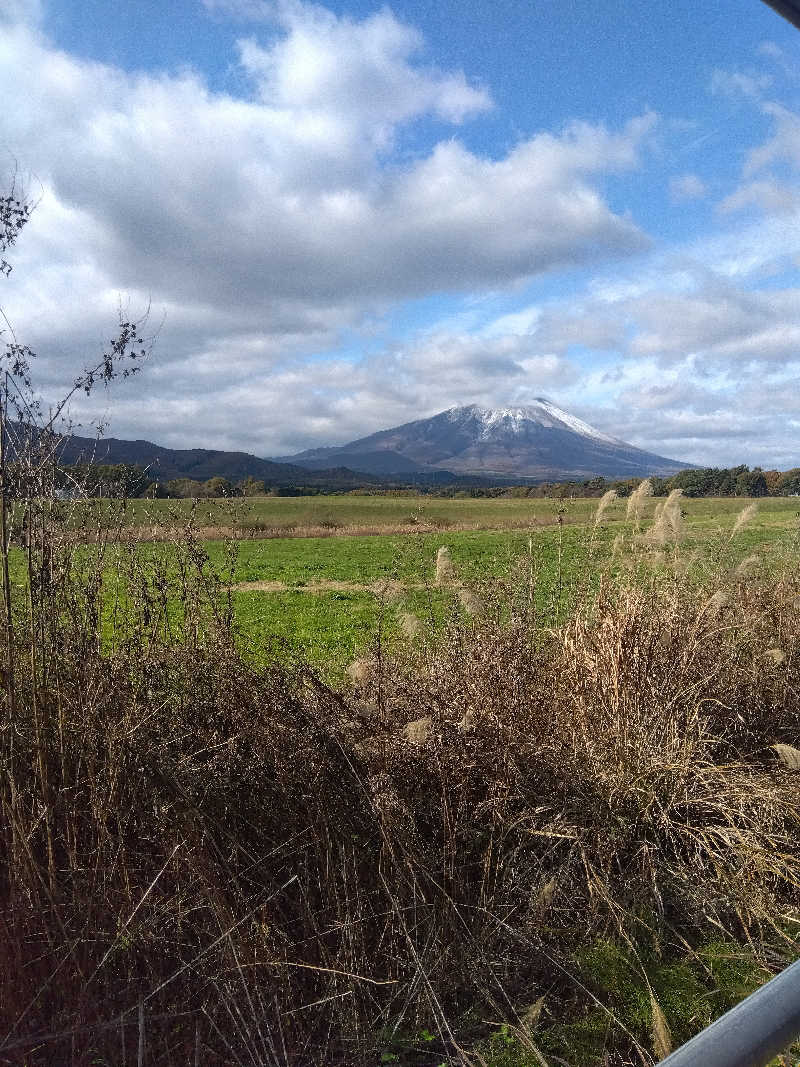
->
[1, 0, 799, 466]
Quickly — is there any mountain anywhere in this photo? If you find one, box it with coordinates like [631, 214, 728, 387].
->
[52, 431, 382, 487]
[280, 401, 690, 480]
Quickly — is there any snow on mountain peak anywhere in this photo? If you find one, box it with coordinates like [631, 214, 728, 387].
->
[447, 401, 621, 446]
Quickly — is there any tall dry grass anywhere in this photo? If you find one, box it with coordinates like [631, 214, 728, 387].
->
[1, 515, 799, 1064]
[593, 488, 618, 525]
[644, 488, 684, 547]
[626, 478, 652, 524]
[730, 501, 758, 541]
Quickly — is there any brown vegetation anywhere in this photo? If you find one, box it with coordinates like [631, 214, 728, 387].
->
[1, 513, 799, 1064]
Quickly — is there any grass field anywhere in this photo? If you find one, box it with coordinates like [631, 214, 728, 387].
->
[13, 495, 799, 679]
[197, 495, 800, 677]
[99, 490, 800, 537]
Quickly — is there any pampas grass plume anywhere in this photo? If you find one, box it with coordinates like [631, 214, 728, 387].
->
[735, 553, 761, 578]
[646, 489, 683, 545]
[346, 657, 372, 686]
[703, 590, 730, 615]
[765, 647, 787, 666]
[626, 478, 652, 521]
[403, 716, 432, 745]
[457, 587, 483, 616]
[594, 489, 618, 525]
[397, 610, 421, 640]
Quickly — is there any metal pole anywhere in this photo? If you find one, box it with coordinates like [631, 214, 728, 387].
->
[759, 0, 800, 31]
[656, 957, 800, 1067]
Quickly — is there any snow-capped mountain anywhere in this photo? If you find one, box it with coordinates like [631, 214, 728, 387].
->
[281, 401, 690, 480]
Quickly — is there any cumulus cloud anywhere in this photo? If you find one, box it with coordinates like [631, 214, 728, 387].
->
[0, 26, 651, 314]
[237, 4, 492, 127]
[0, 0, 659, 455]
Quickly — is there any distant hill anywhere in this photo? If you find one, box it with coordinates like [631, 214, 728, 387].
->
[51, 431, 383, 488]
[279, 401, 692, 480]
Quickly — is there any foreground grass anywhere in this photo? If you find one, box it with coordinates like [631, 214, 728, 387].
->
[2, 494, 800, 1063]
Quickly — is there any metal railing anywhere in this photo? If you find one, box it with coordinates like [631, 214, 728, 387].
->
[656, 958, 800, 1067]
[760, 0, 800, 32]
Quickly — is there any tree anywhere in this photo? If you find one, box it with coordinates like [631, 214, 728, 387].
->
[56, 462, 149, 498]
[735, 470, 768, 497]
[238, 475, 266, 496]
[166, 477, 202, 498]
[203, 476, 235, 498]
[763, 469, 781, 495]
[777, 468, 800, 496]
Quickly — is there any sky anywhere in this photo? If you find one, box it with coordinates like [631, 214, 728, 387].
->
[0, 0, 799, 467]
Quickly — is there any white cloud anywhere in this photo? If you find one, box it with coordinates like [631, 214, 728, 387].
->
[625, 282, 800, 364]
[745, 101, 800, 174]
[0, 2, 657, 455]
[710, 68, 773, 101]
[669, 172, 706, 202]
[720, 177, 800, 216]
[237, 4, 492, 127]
[718, 92, 800, 222]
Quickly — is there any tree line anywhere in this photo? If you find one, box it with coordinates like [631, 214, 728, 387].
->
[423, 465, 800, 499]
[41, 462, 800, 500]
[49, 465, 267, 499]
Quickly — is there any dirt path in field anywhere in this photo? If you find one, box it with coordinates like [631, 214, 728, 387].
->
[233, 578, 429, 595]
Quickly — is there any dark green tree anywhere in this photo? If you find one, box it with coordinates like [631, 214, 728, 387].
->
[203, 476, 235, 498]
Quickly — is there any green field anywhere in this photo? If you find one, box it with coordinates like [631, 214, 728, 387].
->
[92, 490, 800, 536]
[20, 495, 797, 679]
[195, 495, 799, 677]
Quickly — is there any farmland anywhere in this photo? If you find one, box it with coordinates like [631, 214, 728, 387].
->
[37, 492, 798, 678]
[82, 489, 800, 538]
[193, 494, 799, 676]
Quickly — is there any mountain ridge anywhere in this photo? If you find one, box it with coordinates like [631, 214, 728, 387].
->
[278, 401, 691, 480]
[51, 430, 383, 487]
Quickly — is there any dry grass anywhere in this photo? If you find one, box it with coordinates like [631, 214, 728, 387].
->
[81, 511, 614, 544]
[730, 502, 758, 541]
[435, 544, 454, 584]
[626, 478, 652, 523]
[644, 488, 684, 547]
[593, 489, 618, 525]
[1, 497, 800, 1064]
